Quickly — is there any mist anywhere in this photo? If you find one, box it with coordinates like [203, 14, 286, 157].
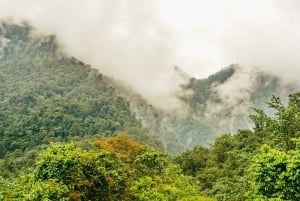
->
[1, 0, 300, 111]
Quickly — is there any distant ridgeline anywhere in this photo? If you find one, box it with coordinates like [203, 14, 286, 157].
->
[2, 21, 300, 201]
[0, 21, 297, 170]
[0, 22, 161, 176]
[122, 63, 294, 153]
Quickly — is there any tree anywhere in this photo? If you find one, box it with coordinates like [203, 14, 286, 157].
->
[248, 138, 300, 200]
[131, 164, 216, 201]
[9, 142, 128, 201]
[250, 94, 300, 150]
[2, 135, 215, 200]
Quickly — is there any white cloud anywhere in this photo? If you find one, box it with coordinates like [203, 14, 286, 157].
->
[1, 0, 300, 111]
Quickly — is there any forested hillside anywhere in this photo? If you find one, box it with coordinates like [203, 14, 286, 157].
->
[0, 22, 159, 176]
[173, 92, 300, 200]
[1, 21, 292, 156]
[2, 87, 300, 200]
[1, 21, 300, 201]
[121, 63, 296, 153]
[0, 134, 216, 200]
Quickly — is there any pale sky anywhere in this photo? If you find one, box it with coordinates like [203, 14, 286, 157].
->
[1, 0, 300, 110]
[156, 0, 300, 78]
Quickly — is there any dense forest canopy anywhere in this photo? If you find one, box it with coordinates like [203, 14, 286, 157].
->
[2, 92, 300, 200]
[1, 22, 297, 155]
[1, 21, 300, 201]
[118, 62, 298, 153]
[0, 22, 160, 177]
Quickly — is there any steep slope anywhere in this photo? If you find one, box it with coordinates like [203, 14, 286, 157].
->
[0, 22, 160, 176]
[1, 21, 298, 160]
[117, 65, 299, 153]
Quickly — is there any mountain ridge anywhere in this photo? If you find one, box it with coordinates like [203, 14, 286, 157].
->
[1, 21, 299, 159]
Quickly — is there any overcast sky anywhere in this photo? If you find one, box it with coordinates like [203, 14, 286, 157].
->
[1, 0, 300, 110]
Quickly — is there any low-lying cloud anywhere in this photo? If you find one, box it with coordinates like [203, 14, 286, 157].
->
[1, 0, 300, 111]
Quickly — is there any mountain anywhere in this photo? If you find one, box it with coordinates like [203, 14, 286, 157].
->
[119, 65, 298, 153]
[1, 21, 298, 164]
[1, 21, 299, 201]
[0, 22, 161, 176]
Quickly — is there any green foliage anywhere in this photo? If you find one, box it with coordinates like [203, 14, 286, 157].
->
[186, 65, 236, 110]
[5, 141, 128, 200]
[248, 139, 300, 200]
[0, 21, 288, 160]
[250, 93, 300, 150]
[131, 164, 215, 201]
[173, 92, 300, 200]
[0, 176, 14, 200]
[0, 22, 160, 176]
[173, 145, 209, 177]
[0, 135, 216, 200]
[34, 143, 84, 184]
[133, 63, 285, 154]
[11, 178, 70, 201]
[3, 21, 300, 201]
[91, 134, 167, 179]
[134, 146, 167, 176]
[174, 129, 262, 200]
[1, 173, 70, 200]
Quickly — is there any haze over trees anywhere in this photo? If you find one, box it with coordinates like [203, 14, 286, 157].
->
[1, 22, 300, 200]
[0, 22, 160, 177]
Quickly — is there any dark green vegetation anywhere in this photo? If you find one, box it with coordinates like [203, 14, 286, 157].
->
[0, 135, 215, 200]
[125, 63, 295, 153]
[2, 91, 300, 200]
[174, 93, 300, 200]
[0, 22, 159, 177]
[1, 21, 300, 200]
